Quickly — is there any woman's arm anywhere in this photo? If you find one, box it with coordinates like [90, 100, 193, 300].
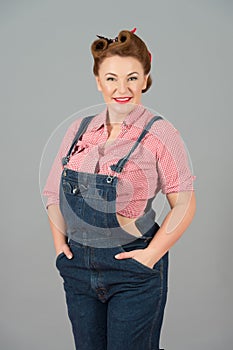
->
[47, 204, 73, 259]
[115, 190, 196, 267]
[145, 190, 196, 263]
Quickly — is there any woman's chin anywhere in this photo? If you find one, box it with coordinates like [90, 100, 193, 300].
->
[107, 101, 136, 116]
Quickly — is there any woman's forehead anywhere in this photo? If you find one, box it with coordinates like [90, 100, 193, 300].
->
[98, 56, 144, 73]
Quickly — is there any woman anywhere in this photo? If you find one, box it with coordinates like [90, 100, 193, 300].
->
[43, 28, 196, 350]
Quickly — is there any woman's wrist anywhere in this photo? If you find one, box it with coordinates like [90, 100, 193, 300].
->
[144, 246, 161, 265]
[55, 242, 68, 255]
[55, 242, 73, 259]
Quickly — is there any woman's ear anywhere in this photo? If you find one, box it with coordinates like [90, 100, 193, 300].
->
[142, 74, 149, 90]
[95, 76, 102, 92]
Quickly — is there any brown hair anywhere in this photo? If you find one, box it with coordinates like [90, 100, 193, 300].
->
[91, 30, 152, 93]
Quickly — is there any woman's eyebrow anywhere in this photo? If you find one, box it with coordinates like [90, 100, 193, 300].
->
[127, 72, 139, 76]
[105, 72, 139, 76]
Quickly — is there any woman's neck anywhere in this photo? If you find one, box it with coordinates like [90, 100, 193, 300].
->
[106, 110, 127, 125]
[106, 103, 138, 125]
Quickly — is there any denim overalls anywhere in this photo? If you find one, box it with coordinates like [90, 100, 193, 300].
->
[56, 115, 169, 350]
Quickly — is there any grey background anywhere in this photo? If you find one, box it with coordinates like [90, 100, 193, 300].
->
[1, 0, 232, 349]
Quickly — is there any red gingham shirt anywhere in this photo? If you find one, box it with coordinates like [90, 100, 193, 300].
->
[43, 105, 195, 218]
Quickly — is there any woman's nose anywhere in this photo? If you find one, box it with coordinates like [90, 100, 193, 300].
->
[117, 80, 128, 94]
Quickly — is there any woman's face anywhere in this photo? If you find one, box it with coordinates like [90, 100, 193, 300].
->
[95, 55, 148, 119]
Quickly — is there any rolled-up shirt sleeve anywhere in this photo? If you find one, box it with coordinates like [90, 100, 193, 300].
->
[156, 122, 196, 194]
[42, 119, 81, 209]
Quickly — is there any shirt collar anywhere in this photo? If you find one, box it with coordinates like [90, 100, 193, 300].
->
[88, 104, 147, 131]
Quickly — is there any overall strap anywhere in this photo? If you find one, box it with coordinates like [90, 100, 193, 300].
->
[62, 115, 96, 166]
[110, 115, 163, 173]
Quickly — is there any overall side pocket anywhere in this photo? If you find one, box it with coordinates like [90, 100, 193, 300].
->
[119, 239, 161, 275]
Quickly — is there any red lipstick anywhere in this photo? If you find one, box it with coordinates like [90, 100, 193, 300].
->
[113, 97, 132, 104]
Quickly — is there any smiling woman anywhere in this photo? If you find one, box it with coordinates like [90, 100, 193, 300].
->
[95, 56, 148, 122]
[43, 28, 196, 350]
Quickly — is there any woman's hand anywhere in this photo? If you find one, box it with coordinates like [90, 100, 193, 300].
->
[47, 205, 73, 260]
[115, 248, 157, 269]
[56, 243, 73, 259]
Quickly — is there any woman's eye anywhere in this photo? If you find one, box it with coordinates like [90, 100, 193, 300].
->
[128, 76, 138, 81]
[106, 77, 115, 81]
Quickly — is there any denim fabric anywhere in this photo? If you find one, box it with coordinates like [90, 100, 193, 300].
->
[56, 223, 168, 350]
[57, 117, 169, 349]
[59, 168, 159, 247]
